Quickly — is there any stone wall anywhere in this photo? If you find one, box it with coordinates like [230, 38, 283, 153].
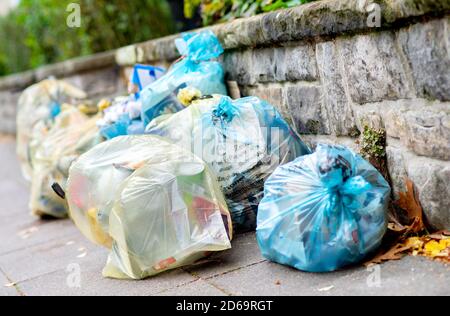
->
[215, 3, 450, 230]
[0, 0, 448, 229]
[0, 51, 126, 134]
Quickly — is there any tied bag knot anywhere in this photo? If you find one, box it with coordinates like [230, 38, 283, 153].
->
[212, 97, 240, 124]
[175, 30, 224, 63]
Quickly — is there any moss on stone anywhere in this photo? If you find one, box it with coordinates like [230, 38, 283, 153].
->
[358, 124, 392, 186]
[306, 119, 321, 134]
[348, 126, 361, 138]
[360, 124, 386, 160]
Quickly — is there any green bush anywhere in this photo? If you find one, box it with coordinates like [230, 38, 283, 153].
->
[184, 0, 316, 26]
[0, 10, 31, 75]
[0, 0, 176, 76]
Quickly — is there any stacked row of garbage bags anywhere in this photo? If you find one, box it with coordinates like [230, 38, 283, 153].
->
[17, 31, 391, 280]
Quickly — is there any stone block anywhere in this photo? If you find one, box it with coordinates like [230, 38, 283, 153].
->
[64, 67, 124, 98]
[338, 32, 414, 104]
[242, 84, 293, 126]
[316, 41, 356, 136]
[355, 99, 450, 160]
[397, 18, 450, 101]
[386, 140, 450, 230]
[284, 44, 318, 82]
[284, 84, 328, 135]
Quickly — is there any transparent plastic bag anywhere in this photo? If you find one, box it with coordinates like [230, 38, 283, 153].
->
[67, 135, 232, 279]
[146, 95, 311, 231]
[16, 79, 87, 181]
[97, 97, 143, 140]
[140, 30, 227, 126]
[256, 144, 390, 272]
[97, 64, 165, 140]
[30, 107, 102, 218]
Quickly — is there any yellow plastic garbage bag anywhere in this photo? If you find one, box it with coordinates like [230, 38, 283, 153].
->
[30, 107, 102, 218]
[16, 79, 87, 181]
[67, 135, 232, 279]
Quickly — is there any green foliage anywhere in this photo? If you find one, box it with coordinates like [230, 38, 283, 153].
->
[184, 0, 316, 26]
[360, 125, 387, 160]
[0, 0, 176, 76]
[0, 10, 31, 75]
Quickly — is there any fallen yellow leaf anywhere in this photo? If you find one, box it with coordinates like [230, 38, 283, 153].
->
[424, 240, 447, 257]
[405, 237, 423, 249]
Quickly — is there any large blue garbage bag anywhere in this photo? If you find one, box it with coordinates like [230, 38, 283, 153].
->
[146, 95, 311, 232]
[256, 144, 390, 272]
[140, 30, 227, 126]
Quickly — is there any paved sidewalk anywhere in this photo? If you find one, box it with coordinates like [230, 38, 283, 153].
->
[0, 139, 448, 296]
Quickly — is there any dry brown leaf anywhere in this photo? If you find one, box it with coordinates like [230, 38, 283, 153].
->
[365, 243, 415, 266]
[387, 222, 408, 233]
[428, 233, 450, 240]
[394, 179, 425, 233]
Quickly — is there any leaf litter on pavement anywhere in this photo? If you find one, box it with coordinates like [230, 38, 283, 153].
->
[365, 178, 449, 266]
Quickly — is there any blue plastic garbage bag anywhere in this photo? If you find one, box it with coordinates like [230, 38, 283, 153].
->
[100, 115, 145, 140]
[256, 144, 390, 272]
[146, 95, 311, 231]
[140, 30, 227, 126]
[100, 114, 132, 140]
[130, 64, 165, 98]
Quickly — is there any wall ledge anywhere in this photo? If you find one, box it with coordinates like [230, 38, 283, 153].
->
[1, 0, 449, 90]
[118, 0, 450, 65]
[0, 51, 116, 92]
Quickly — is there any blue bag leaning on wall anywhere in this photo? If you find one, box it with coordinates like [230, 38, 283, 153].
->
[256, 144, 390, 272]
[140, 30, 227, 126]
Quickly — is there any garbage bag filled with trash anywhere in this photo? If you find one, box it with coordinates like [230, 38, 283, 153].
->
[96, 96, 145, 140]
[140, 30, 227, 126]
[146, 95, 311, 231]
[30, 106, 102, 218]
[256, 144, 390, 272]
[67, 135, 232, 279]
[97, 64, 165, 140]
[16, 79, 87, 180]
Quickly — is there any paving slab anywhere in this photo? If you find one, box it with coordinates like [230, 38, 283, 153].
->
[1, 139, 449, 296]
[207, 256, 450, 296]
[0, 141, 30, 218]
[0, 141, 81, 255]
[0, 232, 104, 283]
[18, 264, 197, 296]
[0, 269, 19, 296]
[0, 141, 28, 188]
[185, 232, 266, 279]
[0, 217, 80, 256]
[7, 229, 198, 296]
[156, 279, 227, 296]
